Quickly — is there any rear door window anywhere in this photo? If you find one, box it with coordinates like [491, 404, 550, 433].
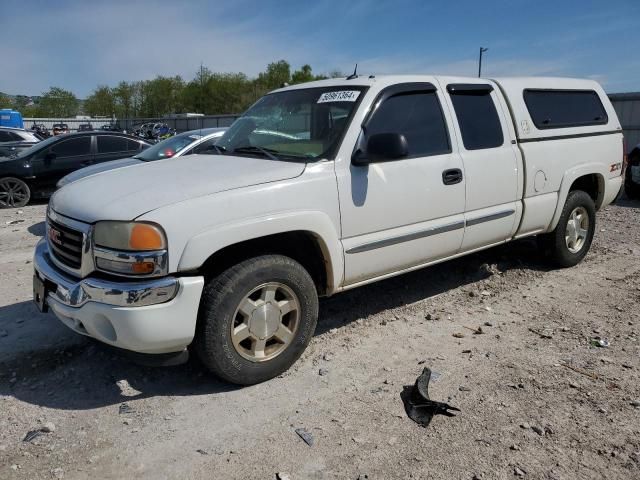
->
[51, 137, 92, 156]
[523, 89, 608, 129]
[366, 91, 450, 157]
[97, 135, 130, 153]
[448, 85, 504, 150]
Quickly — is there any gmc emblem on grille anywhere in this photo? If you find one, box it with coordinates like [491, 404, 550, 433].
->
[48, 227, 63, 246]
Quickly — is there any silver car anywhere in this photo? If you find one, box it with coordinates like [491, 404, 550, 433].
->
[57, 127, 227, 188]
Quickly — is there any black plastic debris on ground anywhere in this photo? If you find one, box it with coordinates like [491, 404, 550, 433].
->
[23, 430, 43, 442]
[401, 367, 460, 427]
[295, 427, 314, 446]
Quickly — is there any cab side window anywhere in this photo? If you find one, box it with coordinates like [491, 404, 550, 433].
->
[97, 135, 129, 153]
[448, 85, 504, 150]
[366, 91, 450, 157]
[51, 137, 92, 156]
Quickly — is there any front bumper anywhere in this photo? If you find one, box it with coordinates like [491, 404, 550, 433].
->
[33, 239, 205, 354]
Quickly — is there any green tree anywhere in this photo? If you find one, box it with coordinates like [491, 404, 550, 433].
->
[113, 81, 134, 118]
[182, 68, 250, 114]
[256, 60, 291, 92]
[291, 64, 314, 84]
[130, 81, 148, 117]
[0, 93, 11, 108]
[38, 87, 78, 117]
[144, 76, 185, 116]
[84, 85, 115, 116]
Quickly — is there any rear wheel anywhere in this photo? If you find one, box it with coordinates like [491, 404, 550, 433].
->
[194, 255, 318, 385]
[0, 177, 31, 208]
[538, 190, 596, 267]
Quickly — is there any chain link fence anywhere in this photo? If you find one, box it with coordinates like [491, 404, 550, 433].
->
[23, 114, 241, 133]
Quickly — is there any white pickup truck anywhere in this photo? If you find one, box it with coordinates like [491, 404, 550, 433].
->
[34, 75, 624, 384]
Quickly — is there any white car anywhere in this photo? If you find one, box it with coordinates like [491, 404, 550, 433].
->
[56, 127, 227, 187]
[34, 75, 623, 385]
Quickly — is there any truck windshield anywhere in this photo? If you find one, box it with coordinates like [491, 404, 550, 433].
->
[216, 86, 366, 161]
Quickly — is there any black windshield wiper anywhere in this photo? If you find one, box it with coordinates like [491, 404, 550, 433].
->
[232, 145, 280, 161]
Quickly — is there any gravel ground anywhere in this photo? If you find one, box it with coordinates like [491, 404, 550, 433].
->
[0, 198, 639, 480]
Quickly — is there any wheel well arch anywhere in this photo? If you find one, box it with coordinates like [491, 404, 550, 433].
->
[198, 231, 331, 296]
[569, 173, 605, 209]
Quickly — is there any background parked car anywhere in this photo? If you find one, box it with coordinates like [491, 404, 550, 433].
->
[57, 127, 227, 187]
[31, 123, 51, 138]
[0, 127, 41, 157]
[0, 131, 151, 208]
[52, 123, 70, 135]
[625, 144, 640, 199]
[77, 123, 93, 132]
[100, 123, 123, 132]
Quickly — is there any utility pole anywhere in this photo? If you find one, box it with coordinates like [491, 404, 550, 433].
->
[478, 47, 488, 77]
[200, 62, 204, 114]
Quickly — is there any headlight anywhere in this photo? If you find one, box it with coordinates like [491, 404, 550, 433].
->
[94, 221, 166, 251]
[93, 221, 168, 277]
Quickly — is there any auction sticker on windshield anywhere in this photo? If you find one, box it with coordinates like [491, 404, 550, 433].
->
[317, 91, 360, 103]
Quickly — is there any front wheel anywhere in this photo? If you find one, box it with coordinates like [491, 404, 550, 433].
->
[194, 255, 319, 385]
[0, 177, 31, 208]
[538, 190, 596, 268]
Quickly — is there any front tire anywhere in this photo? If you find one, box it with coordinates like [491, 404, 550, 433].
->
[539, 190, 596, 268]
[194, 255, 319, 385]
[0, 177, 31, 208]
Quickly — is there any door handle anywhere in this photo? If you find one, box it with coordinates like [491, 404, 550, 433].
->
[442, 168, 463, 185]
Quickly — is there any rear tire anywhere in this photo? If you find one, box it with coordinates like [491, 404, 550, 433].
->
[194, 255, 318, 385]
[0, 177, 31, 208]
[538, 190, 596, 268]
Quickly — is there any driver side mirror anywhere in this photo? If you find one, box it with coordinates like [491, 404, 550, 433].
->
[352, 133, 408, 166]
[44, 152, 57, 162]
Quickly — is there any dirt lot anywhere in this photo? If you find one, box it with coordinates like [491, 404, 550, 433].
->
[0, 199, 639, 480]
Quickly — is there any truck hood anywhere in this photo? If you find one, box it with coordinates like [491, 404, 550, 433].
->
[50, 154, 307, 223]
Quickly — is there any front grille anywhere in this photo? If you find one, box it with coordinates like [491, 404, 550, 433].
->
[48, 218, 83, 269]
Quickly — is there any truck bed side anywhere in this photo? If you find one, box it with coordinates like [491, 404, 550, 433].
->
[492, 77, 624, 237]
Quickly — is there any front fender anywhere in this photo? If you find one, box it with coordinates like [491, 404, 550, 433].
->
[548, 163, 606, 231]
[177, 210, 344, 293]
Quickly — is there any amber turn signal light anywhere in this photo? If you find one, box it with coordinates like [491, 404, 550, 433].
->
[129, 224, 165, 250]
[131, 261, 156, 274]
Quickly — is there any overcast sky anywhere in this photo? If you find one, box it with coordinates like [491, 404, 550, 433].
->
[2, 0, 638, 97]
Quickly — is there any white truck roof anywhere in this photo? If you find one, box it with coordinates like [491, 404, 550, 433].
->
[277, 75, 621, 141]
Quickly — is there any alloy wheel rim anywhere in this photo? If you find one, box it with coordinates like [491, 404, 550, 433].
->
[231, 282, 300, 362]
[565, 206, 589, 254]
[0, 179, 28, 208]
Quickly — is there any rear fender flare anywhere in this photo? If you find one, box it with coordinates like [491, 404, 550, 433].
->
[548, 164, 606, 231]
